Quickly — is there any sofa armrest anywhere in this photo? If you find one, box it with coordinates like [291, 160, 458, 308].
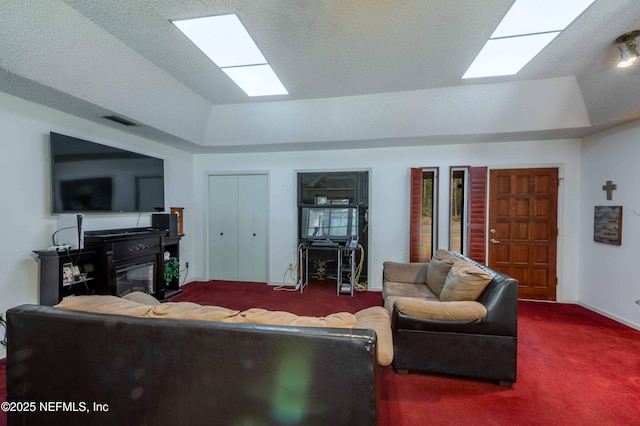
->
[355, 306, 393, 366]
[383, 261, 429, 284]
[477, 275, 518, 337]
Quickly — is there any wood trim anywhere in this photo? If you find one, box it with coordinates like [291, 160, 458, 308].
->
[409, 168, 422, 262]
[467, 166, 487, 263]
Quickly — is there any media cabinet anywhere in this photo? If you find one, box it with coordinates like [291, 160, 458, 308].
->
[34, 228, 182, 306]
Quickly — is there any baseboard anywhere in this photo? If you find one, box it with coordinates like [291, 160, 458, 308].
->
[577, 301, 640, 332]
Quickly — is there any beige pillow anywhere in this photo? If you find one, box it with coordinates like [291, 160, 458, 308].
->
[425, 249, 457, 297]
[239, 308, 357, 328]
[383, 261, 428, 284]
[440, 260, 493, 302]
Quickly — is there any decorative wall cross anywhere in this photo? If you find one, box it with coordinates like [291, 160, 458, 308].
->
[602, 180, 617, 200]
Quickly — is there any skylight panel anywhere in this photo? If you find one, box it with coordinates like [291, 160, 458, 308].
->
[222, 65, 289, 97]
[172, 14, 288, 97]
[463, 32, 559, 79]
[492, 0, 596, 38]
[462, 0, 595, 79]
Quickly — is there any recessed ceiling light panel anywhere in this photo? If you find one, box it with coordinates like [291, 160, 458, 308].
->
[463, 0, 595, 79]
[222, 65, 289, 97]
[173, 14, 266, 67]
[172, 14, 289, 96]
[463, 32, 559, 79]
[492, 0, 596, 38]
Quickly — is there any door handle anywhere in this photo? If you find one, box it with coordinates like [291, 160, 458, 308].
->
[490, 238, 501, 244]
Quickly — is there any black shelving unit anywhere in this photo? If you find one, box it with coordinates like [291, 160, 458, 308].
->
[297, 171, 369, 284]
[33, 247, 105, 306]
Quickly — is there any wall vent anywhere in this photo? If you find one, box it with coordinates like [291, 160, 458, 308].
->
[103, 115, 137, 126]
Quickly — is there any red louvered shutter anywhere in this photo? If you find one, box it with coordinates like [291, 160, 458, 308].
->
[467, 167, 487, 263]
[410, 168, 422, 262]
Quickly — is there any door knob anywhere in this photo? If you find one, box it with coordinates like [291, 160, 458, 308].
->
[490, 228, 496, 234]
[490, 238, 500, 244]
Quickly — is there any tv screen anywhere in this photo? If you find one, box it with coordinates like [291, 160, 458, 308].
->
[49, 132, 165, 213]
[300, 207, 358, 241]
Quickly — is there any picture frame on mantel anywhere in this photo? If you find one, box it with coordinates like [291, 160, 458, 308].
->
[170, 207, 184, 235]
[594, 206, 622, 245]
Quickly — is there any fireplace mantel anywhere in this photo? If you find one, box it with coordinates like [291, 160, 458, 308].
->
[84, 228, 182, 301]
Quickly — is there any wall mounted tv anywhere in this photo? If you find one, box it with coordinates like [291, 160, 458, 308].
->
[49, 132, 165, 213]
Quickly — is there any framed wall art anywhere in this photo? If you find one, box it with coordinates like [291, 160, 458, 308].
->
[594, 206, 622, 245]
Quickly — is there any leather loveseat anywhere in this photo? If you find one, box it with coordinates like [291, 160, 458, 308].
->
[383, 250, 518, 386]
[6, 296, 392, 425]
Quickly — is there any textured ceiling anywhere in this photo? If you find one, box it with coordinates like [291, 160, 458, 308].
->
[1, 0, 639, 152]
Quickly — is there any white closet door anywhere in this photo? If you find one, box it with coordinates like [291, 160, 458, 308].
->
[238, 174, 268, 282]
[208, 175, 239, 280]
[208, 174, 268, 282]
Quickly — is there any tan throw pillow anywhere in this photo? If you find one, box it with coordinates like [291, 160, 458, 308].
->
[425, 249, 457, 297]
[383, 261, 428, 284]
[239, 308, 357, 328]
[440, 260, 493, 302]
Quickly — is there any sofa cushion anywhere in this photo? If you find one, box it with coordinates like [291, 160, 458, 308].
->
[383, 261, 429, 284]
[383, 281, 437, 301]
[149, 302, 241, 322]
[56, 295, 155, 317]
[239, 308, 357, 328]
[355, 306, 394, 366]
[440, 260, 493, 302]
[393, 297, 487, 320]
[425, 249, 458, 297]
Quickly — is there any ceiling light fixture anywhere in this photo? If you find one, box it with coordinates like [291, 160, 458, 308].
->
[172, 14, 288, 97]
[616, 30, 640, 68]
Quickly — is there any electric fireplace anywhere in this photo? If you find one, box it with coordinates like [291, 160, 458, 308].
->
[115, 261, 155, 296]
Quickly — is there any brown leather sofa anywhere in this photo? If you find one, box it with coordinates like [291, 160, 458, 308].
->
[383, 250, 518, 386]
[6, 303, 383, 425]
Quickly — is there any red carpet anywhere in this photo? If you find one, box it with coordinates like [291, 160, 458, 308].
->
[169, 279, 382, 315]
[2, 281, 640, 425]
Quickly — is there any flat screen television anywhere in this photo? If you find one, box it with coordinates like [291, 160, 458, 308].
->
[300, 206, 358, 241]
[49, 132, 165, 213]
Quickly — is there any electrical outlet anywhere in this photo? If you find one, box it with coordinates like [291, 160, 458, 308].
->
[288, 263, 294, 271]
[185, 262, 189, 269]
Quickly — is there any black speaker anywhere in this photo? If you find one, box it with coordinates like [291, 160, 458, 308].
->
[152, 213, 178, 236]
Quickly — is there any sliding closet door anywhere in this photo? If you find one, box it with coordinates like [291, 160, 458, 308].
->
[237, 175, 268, 282]
[209, 175, 240, 281]
[208, 174, 268, 282]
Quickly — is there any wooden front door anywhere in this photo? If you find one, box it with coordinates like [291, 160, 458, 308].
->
[488, 168, 558, 300]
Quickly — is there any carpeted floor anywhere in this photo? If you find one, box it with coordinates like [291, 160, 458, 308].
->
[169, 279, 382, 315]
[2, 281, 639, 425]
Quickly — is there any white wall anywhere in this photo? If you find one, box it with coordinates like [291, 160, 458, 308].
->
[0, 92, 194, 317]
[193, 138, 582, 299]
[580, 120, 640, 329]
